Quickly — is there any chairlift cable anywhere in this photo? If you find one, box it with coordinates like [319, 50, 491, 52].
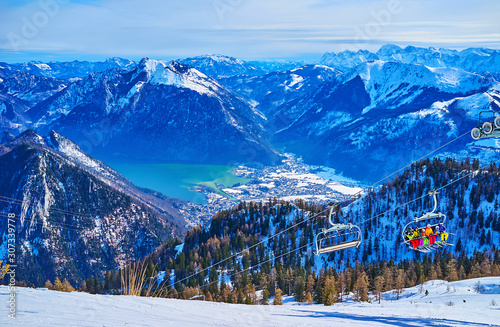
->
[170, 240, 315, 299]
[165, 205, 332, 294]
[357, 159, 498, 227]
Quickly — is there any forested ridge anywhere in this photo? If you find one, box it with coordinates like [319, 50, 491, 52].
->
[70, 158, 500, 304]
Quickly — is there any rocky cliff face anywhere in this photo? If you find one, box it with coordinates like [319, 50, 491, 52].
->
[0, 130, 186, 285]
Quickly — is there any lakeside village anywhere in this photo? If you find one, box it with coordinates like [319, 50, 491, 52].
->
[186, 155, 364, 227]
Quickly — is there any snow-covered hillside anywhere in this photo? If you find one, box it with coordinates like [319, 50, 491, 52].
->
[2, 277, 499, 326]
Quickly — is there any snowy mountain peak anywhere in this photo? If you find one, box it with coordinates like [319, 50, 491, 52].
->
[320, 49, 379, 71]
[104, 57, 136, 67]
[376, 43, 403, 55]
[12, 57, 137, 79]
[46, 130, 83, 154]
[178, 54, 270, 79]
[12, 129, 45, 146]
[137, 58, 219, 95]
[195, 54, 245, 65]
[138, 57, 167, 74]
[340, 60, 494, 113]
[2, 129, 98, 170]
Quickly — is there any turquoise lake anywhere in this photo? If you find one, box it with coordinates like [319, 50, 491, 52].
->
[107, 163, 248, 204]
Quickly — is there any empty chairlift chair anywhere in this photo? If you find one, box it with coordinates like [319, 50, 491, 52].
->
[314, 205, 362, 255]
[471, 111, 500, 140]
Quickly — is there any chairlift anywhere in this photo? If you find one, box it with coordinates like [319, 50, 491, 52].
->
[314, 205, 362, 255]
[402, 190, 451, 253]
[471, 111, 500, 140]
[189, 288, 205, 301]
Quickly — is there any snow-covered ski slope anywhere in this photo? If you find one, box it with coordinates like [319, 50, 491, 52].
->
[1, 277, 499, 326]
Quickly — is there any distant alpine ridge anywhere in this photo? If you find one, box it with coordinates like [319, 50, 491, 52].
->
[321, 44, 500, 77]
[1, 45, 500, 180]
[178, 54, 306, 79]
[10, 57, 136, 79]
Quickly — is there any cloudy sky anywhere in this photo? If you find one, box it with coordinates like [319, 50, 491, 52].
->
[1, 0, 499, 63]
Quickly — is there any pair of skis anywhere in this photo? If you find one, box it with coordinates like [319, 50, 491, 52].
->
[409, 241, 454, 253]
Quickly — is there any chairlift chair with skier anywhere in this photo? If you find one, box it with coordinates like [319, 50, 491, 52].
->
[402, 190, 451, 253]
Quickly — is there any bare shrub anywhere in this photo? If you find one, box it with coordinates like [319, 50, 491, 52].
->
[120, 259, 154, 296]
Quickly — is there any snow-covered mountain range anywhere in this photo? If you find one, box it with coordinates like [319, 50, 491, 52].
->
[2, 45, 500, 291]
[271, 60, 498, 180]
[221, 64, 342, 116]
[12, 57, 136, 79]
[0, 63, 67, 133]
[179, 54, 306, 79]
[321, 44, 500, 77]
[2, 45, 500, 179]
[26, 58, 279, 165]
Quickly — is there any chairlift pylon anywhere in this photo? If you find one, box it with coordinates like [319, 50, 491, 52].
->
[314, 204, 362, 255]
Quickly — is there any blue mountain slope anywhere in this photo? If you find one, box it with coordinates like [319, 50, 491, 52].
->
[27, 58, 280, 165]
[272, 61, 497, 181]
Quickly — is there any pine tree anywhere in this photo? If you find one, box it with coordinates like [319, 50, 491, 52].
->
[62, 278, 75, 292]
[305, 291, 313, 305]
[429, 264, 438, 281]
[491, 263, 500, 276]
[273, 288, 283, 305]
[78, 280, 87, 293]
[44, 280, 53, 290]
[262, 287, 270, 305]
[382, 267, 393, 292]
[245, 293, 252, 305]
[237, 290, 244, 304]
[468, 263, 481, 278]
[458, 265, 466, 280]
[293, 276, 305, 302]
[446, 259, 458, 282]
[323, 277, 337, 306]
[355, 272, 369, 302]
[480, 259, 491, 276]
[394, 269, 404, 300]
[54, 277, 63, 292]
[374, 276, 385, 304]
